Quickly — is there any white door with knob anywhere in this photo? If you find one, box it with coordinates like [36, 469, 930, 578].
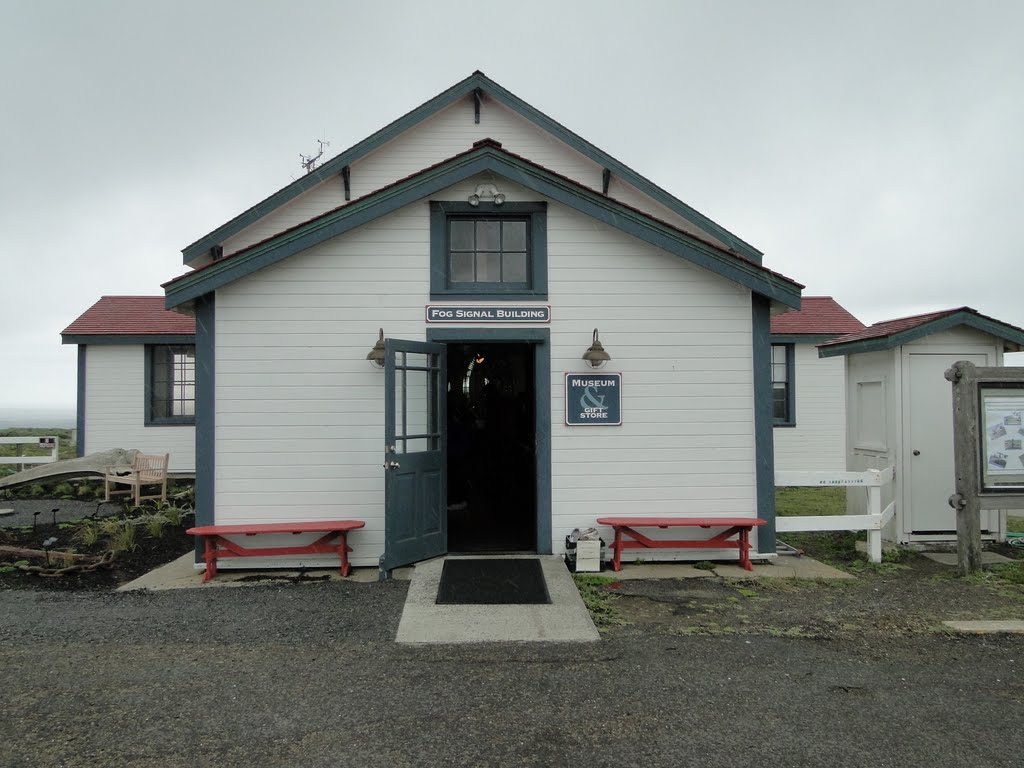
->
[906, 352, 994, 534]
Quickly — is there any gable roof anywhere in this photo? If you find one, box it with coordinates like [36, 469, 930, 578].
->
[62, 296, 196, 344]
[182, 71, 762, 264]
[770, 296, 865, 339]
[818, 307, 1024, 357]
[164, 139, 801, 310]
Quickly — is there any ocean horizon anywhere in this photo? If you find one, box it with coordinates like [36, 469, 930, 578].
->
[0, 407, 77, 429]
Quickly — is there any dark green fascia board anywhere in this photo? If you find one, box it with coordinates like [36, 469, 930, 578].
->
[166, 147, 800, 309]
[818, 312, 1024, 358]
[182, 72, 762, 264]
[61, 334, 195, 346]
[770, 333, 840, 345]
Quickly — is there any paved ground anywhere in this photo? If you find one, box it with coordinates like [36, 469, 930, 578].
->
[2, 580, 1022, 767]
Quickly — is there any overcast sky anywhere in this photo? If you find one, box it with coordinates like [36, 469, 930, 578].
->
[2, 0, 1022, 412]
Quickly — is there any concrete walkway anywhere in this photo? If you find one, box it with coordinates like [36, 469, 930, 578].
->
[395, 555, 601, 644]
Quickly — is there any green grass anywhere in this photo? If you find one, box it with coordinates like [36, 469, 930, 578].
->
[1008, 516, 1024, 534]
[776, 486, 846, 517]
[573, 574, 628, 629]
[775, 487, 861, 564]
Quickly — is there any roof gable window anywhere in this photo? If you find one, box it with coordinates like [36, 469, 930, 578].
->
[430, 201, 547, 299]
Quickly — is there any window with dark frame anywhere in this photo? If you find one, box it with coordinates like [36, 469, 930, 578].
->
[429, 201, 547, 299]
[448, 217, 529, 286]
[771, 344, 794, 425]
[149, 345, 195, 424]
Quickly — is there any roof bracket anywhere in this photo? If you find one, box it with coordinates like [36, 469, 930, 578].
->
[602, 168, 612, 195]
[211, 245, 223, 261]
[473, 89, 482, 124]
[341, 165, 351, 201]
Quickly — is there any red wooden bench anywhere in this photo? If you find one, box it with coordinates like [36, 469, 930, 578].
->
[186, 520, 365, 582]
[596, 517, 766, 572]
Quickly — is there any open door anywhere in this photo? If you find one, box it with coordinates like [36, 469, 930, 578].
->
[380, 338, 447, 574]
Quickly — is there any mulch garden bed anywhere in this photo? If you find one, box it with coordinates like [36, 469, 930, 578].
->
[0, 503, 194, 591]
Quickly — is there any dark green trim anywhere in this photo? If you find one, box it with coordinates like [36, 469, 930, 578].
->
[193, 294, 215, 562]
[752, 294, 776, 553]
[429, 201, 547, 299]
[769, 333, 840, 345]
[818, 311, 1024, 358]
[167, 146, 800, 309]
[771, 343, 796, 427]
[61, 334, 194, 346]
[427, 327, 552, 554]
[76, 346, 86, 458]
[181, 72, 762, 264]
[144, 344, 197, 427]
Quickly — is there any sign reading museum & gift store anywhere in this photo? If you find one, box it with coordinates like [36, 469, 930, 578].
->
[565, 372, 622, 426]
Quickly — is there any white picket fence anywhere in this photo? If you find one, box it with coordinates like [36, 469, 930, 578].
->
[775, 467, 896, 563]
[0, 436, 60, 469]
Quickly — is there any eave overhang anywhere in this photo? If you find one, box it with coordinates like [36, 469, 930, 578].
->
[165, 143, 801, 310]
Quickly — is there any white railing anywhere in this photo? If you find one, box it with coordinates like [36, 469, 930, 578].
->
[775, 467, 896, 564]
[0, 436, 60, 468]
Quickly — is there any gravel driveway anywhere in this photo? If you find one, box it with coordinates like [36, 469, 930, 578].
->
[2, 580, 1021, 768]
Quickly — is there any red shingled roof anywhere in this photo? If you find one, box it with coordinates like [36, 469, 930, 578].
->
[770, 296, 864, 335]
[62, 296, 195, 337]
[819, 307, 1017, 347]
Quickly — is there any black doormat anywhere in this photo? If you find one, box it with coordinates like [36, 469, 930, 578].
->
[436, 558, 551, 605]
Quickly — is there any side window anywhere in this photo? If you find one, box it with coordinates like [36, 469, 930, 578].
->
[146, 345, 196, 425]
[771, 344, 795, 426]
[430, 201, 547, 299]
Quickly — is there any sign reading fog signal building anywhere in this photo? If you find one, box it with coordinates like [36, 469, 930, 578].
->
[565, 372, 622, 426]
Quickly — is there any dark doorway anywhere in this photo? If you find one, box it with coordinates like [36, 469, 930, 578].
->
[446, 343, 536, 552]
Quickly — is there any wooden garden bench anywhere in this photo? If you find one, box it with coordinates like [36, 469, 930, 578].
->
[186, 520, 366, 582]
[103, 453, 169, 507]
[596, 516, 767, 572]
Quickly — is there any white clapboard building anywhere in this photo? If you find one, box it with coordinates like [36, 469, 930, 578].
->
[158, 72, 803, 571]
[770, 296, 865, 473]
[61, 296, 196, 474]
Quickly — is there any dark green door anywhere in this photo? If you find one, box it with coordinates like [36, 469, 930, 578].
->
[381, 338, 447, 573]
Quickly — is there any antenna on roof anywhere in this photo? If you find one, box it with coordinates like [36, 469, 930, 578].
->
[300, 137, 330, 174]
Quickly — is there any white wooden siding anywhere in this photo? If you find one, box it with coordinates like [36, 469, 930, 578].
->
[214, 176, 757, 567]
[83, 345, 195, 473]
[220, 97, 728, 256]
[773, 343, 847, 473]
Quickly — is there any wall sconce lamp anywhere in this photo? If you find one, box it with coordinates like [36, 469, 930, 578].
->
[468, 183, 505, 206]
[366, 328, 386, 368]
[582, 328, 611, 369]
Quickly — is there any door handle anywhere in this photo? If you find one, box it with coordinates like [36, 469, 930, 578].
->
[384, 460, 401, 470]
[913, 450, 921, 456]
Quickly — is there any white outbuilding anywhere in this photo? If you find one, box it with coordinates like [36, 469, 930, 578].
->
[771, 296, 864, 473]
[61, 296, 196, 475]
[819, 307, 1024, 543]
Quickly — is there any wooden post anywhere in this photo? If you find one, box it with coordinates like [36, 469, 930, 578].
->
[866, 485, 883, 563]
[946, 361, 983, 576]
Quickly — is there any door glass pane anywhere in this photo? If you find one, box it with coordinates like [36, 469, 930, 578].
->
[477, 252, 501, 282]
[450, 252, 474, 282]
[404, 369, 429, 443]
[503, 252, 527, 282]
[477, 220, 500, 251]
[450, 220, 474, 250]
[503, 221, 526, 250]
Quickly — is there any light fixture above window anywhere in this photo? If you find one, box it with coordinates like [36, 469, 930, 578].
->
[468, 183, 505, 206]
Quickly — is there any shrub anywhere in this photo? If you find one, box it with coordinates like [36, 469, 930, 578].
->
[107, 521, 137, 553]
[142, 513, 168, 539]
